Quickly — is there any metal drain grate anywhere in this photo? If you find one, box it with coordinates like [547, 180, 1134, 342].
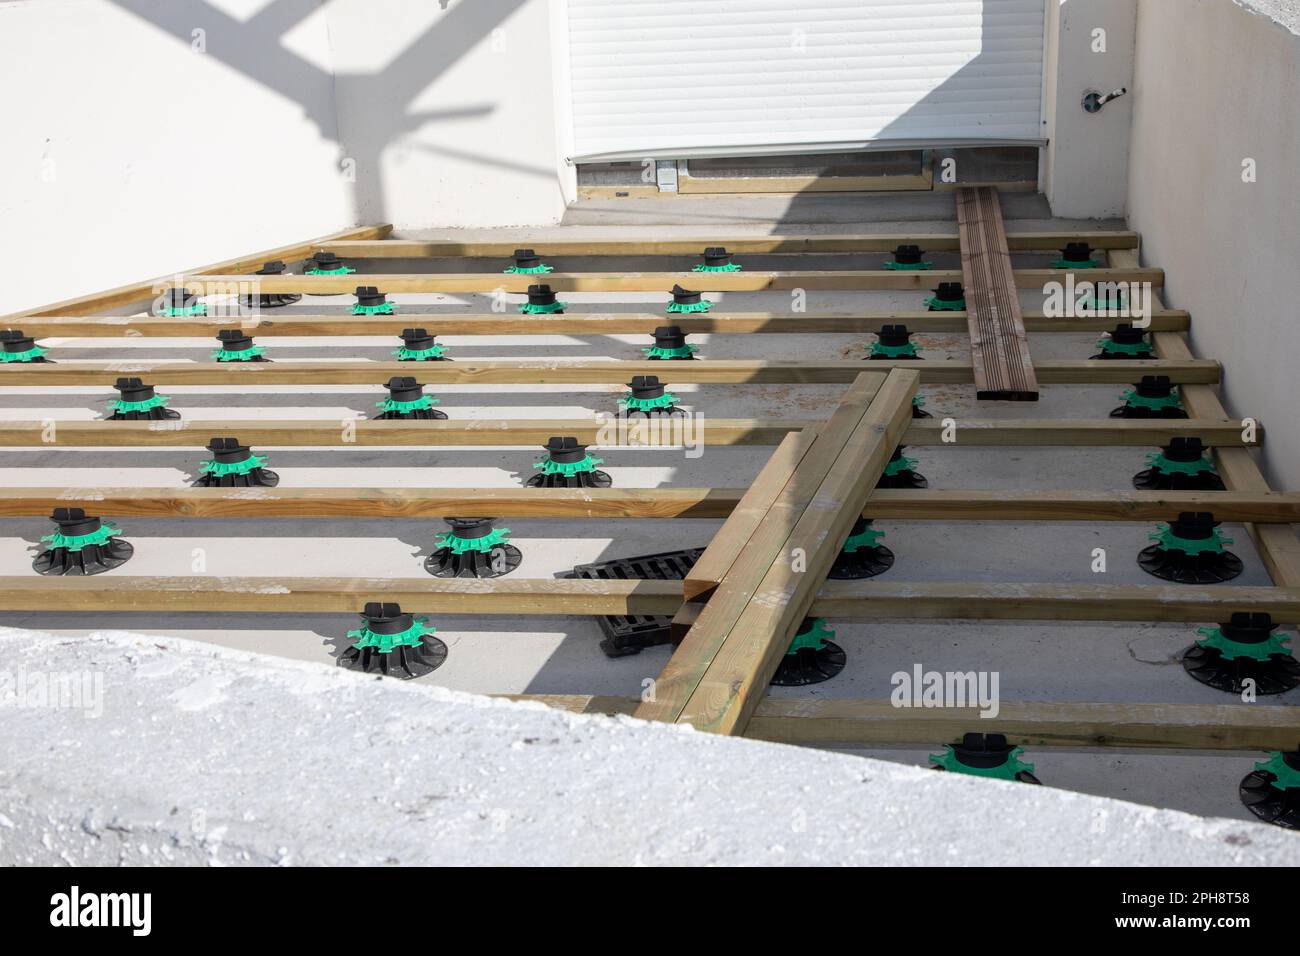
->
[566, 547, 706, 657]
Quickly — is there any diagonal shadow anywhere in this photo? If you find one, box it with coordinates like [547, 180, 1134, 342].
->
[107, 0, 530, 220]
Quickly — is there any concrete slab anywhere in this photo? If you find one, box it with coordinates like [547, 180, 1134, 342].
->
[6, 209, 1294, 833]
[2, 628, 1296, 866]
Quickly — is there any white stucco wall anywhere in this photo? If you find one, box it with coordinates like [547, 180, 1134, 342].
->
[0, 0, 353, 316]
[1042, 0, 1137, 218]
[1128, 0, 1300, 488]
[0, 0, 571, 316]
[324, 0, 570, 230]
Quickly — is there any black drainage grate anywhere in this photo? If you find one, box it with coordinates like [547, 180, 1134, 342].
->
[565, 547, 706, 657]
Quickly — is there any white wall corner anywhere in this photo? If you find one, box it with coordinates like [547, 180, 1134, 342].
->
[1043, 0, 1137, 219]
[549, 0, 579, 208]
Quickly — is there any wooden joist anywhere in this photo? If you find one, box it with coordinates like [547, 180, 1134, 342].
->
[1123, 244, 1300, 592]
[674, 370, 920, 735]
[10, 309, 1192, 338]
[636, 372, 893, 725]
[0, 358, 1220, 386]
[682, 430, 818, 601]
[957, 186, 1038, 400]
[5, 488, 1298, 522]
[522, 696, 1300, 751]
[0, 418, 1256, 448]
[1, 224, 394, 322]
[318, 231, 1141, 258]
[174, 268, 1163, 296]
[3, 577, 1297, 623]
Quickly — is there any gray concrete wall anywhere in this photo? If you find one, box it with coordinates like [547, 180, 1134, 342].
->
[1128, 0, 1300, 488]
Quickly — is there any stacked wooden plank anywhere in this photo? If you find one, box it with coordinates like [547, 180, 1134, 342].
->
[957, 186, 1039, 400]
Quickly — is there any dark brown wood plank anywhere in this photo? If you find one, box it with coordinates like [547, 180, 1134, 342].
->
[957, 187, 1039, 401]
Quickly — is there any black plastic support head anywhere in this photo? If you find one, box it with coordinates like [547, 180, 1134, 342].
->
[1183, 612, 1300, 695]
[770, 617, 846, 686]
[192, 435, 279, 488]
[1112, 374, 1188, 420]
[670, 285, 701, 306]
[1240, 741, 1300, 829]
[242, 260, 302, 309]
[512, 248, 542, 270]
[109, 377, 180, 421]
[1, 330, 39, 354]
[701, 247, 732, 268]
[629, 375, 665, 400]
[374, 376, 447, 420]
[526, 436, 612, 489]
[1138, 511, 1243, 584]
[386, 376, 423, 404]
[1061, 242, 1094, 262]
[878, 324, 913, 347]
[527, 284, 558, 307]
[354, 285, 388, 309]
[653, 325, 688, 350]
[828, 517, 895, 580]
[876, 445, 928, 490]
[1133, 436, 1225, 491]
[933, 282, 964, 303]
[33, 507, 133, 576]
[892, 244, 925, 264]
[947, 733, 1042, 783]
[400, 328, 434, 351]
[424, 516, 522, 579]
[213, 328, 265, 362]
[308, 251, 344, 271]
[337, 601, 447, 679]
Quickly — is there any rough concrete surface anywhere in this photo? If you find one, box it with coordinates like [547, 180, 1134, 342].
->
[1, 628, 1296, 867]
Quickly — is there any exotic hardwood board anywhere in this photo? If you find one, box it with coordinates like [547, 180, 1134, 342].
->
[957, 186, 1039, 400]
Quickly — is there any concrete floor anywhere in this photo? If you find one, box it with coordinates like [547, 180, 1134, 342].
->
[7, 196, 1297, 829]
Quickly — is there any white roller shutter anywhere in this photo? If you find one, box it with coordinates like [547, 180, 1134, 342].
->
[565, 0, 1047, 162]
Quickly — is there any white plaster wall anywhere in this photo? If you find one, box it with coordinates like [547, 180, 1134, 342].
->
[1128, 0, 1300, 488]
[0, 0, 572, 317]
[0, 0, 353, 316]
[1042, 0, 1137, 218]
[323, 0, 571, 229]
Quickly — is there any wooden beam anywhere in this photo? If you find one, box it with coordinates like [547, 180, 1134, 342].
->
[958, 186, 1038, 400]
[3, 224, 394, 321]
[0, 358, 1219, 386]
[0, 576, 683, 616]
[743, 698, 1300, 751]
[320, 231, 1141, 258]
[0, 417, 1254, 449]
[676, 369, 920, 735]
[636, 372, 890, 724]
[520, 695, 1299, 751]
[862, 490, 1300, 522]
[0, 487, 745, 520]
[0, 418, 796, 448]
[11, 309, 1192, 337]
[811, 581, 1300, 623]
[902, 418, 1257, 447]
[6, 488, 1297, 523]
[178, 267, 1163, 295]
[2, 576, 1296, 622]
[1115, 243, 1300, 591]
[683, 430, 818, 601]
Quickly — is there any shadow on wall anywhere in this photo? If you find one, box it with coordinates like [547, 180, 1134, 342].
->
[107, 0, 558, 223]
